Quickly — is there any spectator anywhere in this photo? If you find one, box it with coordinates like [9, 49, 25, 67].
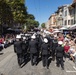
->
[64, 40, 70, 53]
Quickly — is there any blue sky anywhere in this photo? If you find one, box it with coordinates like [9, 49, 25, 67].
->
[26, 0, 72, 25]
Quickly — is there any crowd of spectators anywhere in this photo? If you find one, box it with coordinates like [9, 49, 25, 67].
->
[0, 31, 76, 66]
[0, 34, 15, 51]
[63, 36, 76, 62]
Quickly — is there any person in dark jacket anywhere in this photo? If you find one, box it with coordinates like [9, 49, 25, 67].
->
[41, 38, 49, 69]
[56, 41, 65, 70]
[14, 35, 23, 67]
[49, 34, 54, 51]
[29, 35, 38, 66]
[21, 37, 28, 61]
[52, 36, 58, 61]
[36, 34, 43, 60]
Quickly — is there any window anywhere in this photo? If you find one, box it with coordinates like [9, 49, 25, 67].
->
[74, 20, 76, 24]
[73, 0, 76, 3]
[65, 20, 67, 25]
[60, 12, 62, 16]
[68, 20, 71, 25]
[65, 10, 67, 16]
[71, 19, 73, 25]
[70, 9, 74, 16]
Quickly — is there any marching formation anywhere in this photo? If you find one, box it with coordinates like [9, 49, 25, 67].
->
[14, 31, 76, 70]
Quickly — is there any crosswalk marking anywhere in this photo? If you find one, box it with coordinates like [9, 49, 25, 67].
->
[66, 70, 76, 73]
[73, 66, 76, 70]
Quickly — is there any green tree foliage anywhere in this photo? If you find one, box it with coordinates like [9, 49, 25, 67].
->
[6, 0, 27, 26]
[0, 0, 13, 26]
[0, 0, 14, 34]
[25, 14, 39, 30]
[0, 0, 27, 27]
[34, 21, 39, 27]
[41, 23, 45, 28]
[27, 14, 35, 20]
[0, 0, 39, 33]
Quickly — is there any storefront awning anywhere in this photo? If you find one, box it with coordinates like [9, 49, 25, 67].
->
[69, 24, 76, 30]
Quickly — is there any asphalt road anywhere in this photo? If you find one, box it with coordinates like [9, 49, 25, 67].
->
[0, 45, 76, 75]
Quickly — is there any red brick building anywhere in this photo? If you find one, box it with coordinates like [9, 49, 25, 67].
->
[73, 0, 76, 3]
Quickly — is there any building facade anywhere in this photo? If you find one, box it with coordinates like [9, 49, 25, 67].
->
[55, 6, 64, 28]
[45, 14, 57, 29]
[46, 0, 76, 30]
[63, 5, 74, 27]
[71, 0, 76, 24]
[55, 4, 75, 28]
[45, 20, 50, 29]
[48, 14, 57, 29]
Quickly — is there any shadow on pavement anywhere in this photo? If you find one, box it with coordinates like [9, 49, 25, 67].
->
[0, 52, 4, 55]
[48, 57, 52, 67]
[21, 53, 30, 68]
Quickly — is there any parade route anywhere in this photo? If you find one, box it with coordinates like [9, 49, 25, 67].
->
[0, 0, 76, 75]
[0, 45, 76, 75]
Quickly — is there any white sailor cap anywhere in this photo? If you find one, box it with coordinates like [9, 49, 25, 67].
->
[23, 37, 26, 40]
[16, 35, 21, 39]
[31, 35, 36, 39]
[44, 38, 48, 43]
[58, 41, 63, 45]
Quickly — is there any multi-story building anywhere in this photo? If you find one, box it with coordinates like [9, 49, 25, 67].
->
[71, 0, 76, 24]
[63, 4, 74, 27]
[73, 0, 76, 3]
[45, 14, 57, 29]
[46, 0, 76, 30]
[55, 6, 64, 28]
[45, 20, 50, 29]
[48, 14, 57, 29]
[55, 4, 75, 28]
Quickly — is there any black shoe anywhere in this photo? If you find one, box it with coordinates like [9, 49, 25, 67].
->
[35, 62, 37, 66]
[47, 67, 49, 69]
[61, 67, 64, 70]
[31, 63, 34, 66]
[63, 60, 65, 62]
[19, 65, 22, 68]
[56, 64, 60, 67]
[43, 65, 46, 67]
[52, 57, 55, 61]
[1, 73, 4, 75]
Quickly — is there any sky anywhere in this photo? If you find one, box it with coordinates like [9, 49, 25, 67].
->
[26, 0, 72, 25]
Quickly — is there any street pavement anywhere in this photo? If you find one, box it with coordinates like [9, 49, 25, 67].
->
[0, 45, 76, 75]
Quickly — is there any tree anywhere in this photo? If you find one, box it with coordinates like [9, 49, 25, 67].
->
[0, 0, 14, 34]
[6, 0, 27, 27]
[25, 14, 39, 30]
[27, 14, 35, 20]
[25, 19, 34, 30]
[0, 0, 13, 26]
[0, 0, 39, 33]
[34, 21, 39, 27]
[41, 23, 45, 28]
